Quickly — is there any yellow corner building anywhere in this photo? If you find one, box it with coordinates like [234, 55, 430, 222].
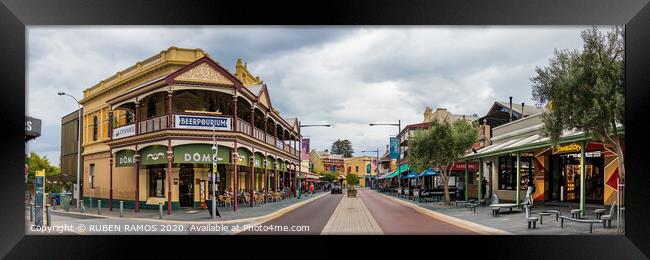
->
[78, 47, 302, 213]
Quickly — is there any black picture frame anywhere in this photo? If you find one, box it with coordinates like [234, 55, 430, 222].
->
[2, 0, 649, 258]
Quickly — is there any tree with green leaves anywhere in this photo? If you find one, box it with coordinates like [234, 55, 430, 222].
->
[531, 26, 625, 185]
[321, 171, 338, 182]
[331, 139, 354, 158]
[27, 152, 62, 193]
[408, 120, 478, 205]
[345, 173, 359, 188]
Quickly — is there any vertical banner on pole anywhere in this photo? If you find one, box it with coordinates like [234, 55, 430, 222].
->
[389, 137, 399, 160]
[300, 138, 310, 161]
[34, 170, 45, 227]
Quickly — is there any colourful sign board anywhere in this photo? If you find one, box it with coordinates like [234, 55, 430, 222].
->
[34, 170, 45, 227]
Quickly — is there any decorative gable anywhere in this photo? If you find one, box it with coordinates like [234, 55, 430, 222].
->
[174, 62, 234, 85]
[257, 85, 272, 109]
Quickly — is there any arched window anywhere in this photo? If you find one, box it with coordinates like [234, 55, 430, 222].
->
[92, 116, 98, 141]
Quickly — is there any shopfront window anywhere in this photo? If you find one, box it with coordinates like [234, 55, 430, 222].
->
[148, 166, 166, 197]
[498, 155, 534, 190]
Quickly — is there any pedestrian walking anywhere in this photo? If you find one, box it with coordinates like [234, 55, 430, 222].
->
[309, 183, 315, 194]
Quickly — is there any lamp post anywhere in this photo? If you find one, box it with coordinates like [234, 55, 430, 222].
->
[58, 92, 83, 209]
[361, 149, 380, 189]
[298, 123, 331, 199]
[369, 120, 401, 190]
[210, 120, 223, 220]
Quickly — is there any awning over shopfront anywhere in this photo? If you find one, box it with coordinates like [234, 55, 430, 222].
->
[401, 171, 419, 179]
[418, 168, 439, 177]
[398, 163, 409, 174]
[462, 125, 624, 161]
[379, 171, 399, 180]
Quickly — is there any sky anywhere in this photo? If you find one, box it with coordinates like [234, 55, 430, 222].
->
[26, 26, 595, 168]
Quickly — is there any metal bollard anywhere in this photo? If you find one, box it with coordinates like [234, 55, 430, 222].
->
[119, 201, 123, 217]
[46, 205, 51, 227]
[80, 200, 85, 213]
[29, 203, 34, 222]
[159, 204, 163, 219]
[98, 200, 101, 215]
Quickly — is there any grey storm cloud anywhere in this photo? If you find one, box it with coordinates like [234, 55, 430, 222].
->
[26, 26, 594, 167]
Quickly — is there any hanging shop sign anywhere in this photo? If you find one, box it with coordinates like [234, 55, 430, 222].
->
[173, 144, 231, 164]
[140, 145, 168, 165]
[175, 115, 231, 131]
[553, 143, 581, 154]
[115, 150, 135, 167]
[112, 124, 135, 139]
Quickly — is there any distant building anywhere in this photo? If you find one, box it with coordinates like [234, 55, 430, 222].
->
[343, 156, 375, 187]
[316, 149, 345, 174]
[60, 109, 84, 202]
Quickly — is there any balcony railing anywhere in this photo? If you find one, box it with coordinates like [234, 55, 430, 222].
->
[236, 118, 252, 136]
[138, 115, 171, 134]
[253, 127, 265, 142]
[112, 113, 298, 157]
[265, 134, 275, 146]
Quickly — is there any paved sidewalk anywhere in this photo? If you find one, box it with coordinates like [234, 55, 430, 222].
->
[51, 191, 326, 223]
[375, 190, 621, 235]
[321, 191, 383, 235]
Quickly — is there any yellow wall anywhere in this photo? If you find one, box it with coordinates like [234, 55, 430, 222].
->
[344, 157, 372, 187]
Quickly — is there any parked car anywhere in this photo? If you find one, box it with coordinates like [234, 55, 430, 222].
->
[331, 183, 342, 194]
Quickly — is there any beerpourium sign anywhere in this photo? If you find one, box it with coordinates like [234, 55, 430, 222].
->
[112, 124, 135, 139]
[175, 115, 231, 131]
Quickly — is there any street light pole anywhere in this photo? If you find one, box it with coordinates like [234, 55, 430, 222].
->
[298, 123, 331, 199]
[211, 122, 218, 220]
[369, 120, 401, 190]
[58, 92, 83, 209]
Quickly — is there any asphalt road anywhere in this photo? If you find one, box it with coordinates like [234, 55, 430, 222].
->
[359, 189, 477, 235]
[238, 193, 343, 235]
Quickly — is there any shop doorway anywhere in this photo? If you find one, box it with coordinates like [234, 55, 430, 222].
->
[549, 153, 604, 204]
[179, 164, 194, 208]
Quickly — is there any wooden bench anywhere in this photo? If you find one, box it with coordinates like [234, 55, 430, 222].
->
[559, 216, 603, 233]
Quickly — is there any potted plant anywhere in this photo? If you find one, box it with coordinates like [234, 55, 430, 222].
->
[346, 173, 359, 197]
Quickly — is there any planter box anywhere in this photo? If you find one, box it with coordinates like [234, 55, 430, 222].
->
[347, 189, 357, 197]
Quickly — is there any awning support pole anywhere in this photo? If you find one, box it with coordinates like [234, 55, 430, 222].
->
[478, 159, 483, 201]
[516, 152, 521, 206]
[580, 140, 586, 217]
[465, 161, 469, 200]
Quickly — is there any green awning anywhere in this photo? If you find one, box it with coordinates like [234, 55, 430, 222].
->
[140, 145, 167, 165]
[266, 156, 276, 170]
[398, 163, 409, 173]
[115, 150, 135, 167]
[173, 144, 231, 164]
[384, 171, 399, 179]
[253, 152, 265, 168]
[236, 148, 251, 166]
